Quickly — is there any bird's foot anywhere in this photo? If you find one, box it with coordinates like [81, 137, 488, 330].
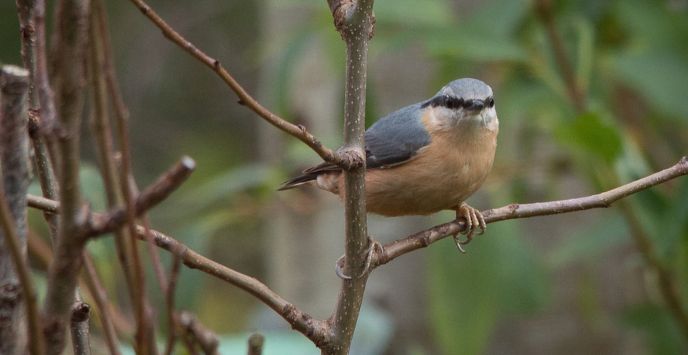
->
[451, 202, 486, 253]
[335, 238, 383, 280]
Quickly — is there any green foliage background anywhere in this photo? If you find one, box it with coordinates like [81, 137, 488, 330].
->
[2, 0, 688, 354]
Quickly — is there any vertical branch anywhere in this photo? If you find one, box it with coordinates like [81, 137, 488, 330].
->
[16, 0, 60, 240]
[42, 0, 91, 352]
[0, 65, 45, 355]
[328, 1, 375, 354]
[82, 255, 123, 355]
[247, 333, 265, 355]
[70, 302, 92, 355]
[90, 1, 160, 351]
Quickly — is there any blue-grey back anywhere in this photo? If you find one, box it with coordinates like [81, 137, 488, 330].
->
[365, 103, 431, 168]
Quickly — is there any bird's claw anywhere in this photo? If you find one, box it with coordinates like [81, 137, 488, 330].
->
[335, 238, 383, 280]
[451, 202, 486, 253]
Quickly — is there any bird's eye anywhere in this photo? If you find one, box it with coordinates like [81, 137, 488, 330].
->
[486, 97, 495, 108]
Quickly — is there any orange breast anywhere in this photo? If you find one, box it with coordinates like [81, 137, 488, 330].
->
[335, 124, 497, 216]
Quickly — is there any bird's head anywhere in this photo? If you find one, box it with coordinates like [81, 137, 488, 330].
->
[421, 78, 498, 131]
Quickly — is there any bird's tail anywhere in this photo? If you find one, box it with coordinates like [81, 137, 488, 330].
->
[277, 173, 318, 191]
[278, 162, 342, 191]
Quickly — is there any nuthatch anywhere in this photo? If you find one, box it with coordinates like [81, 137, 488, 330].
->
[280, 78, 498, 251]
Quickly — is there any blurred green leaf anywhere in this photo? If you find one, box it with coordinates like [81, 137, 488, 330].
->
[548, 213, 629, 268]
[426, 32, 528, 62]
[621, 304, 686, 355]
[555, 111, 623, 163]
[428, 221, 547, 355]
[612, 53, 688, 119]
[375, 0, 454, 28]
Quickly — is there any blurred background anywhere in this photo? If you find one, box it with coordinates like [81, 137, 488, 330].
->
[3, 0, 688, 354]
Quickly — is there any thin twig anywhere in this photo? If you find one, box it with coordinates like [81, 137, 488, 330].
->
[177, 312, 219, 355]
[25, 195, 333, 347]
[16, 0, 57, 135]
[376, 156, 688, 267]
[163, 252, 182, 355]
[82, 254, 123, 355]
[86, 16, 142, 352]
[0, 192, 44, 355]
[125, 0, 350, 168]
[0, 65, 45, 355]
[90, 0, 169, 297]
[247, 333, 265, 355]
[87, 156, 196, 237]
[328, 1, 375, 354]
[86, 7, 156, 352]
[42, 0, 91, 352]
[70, 302, 92, 355]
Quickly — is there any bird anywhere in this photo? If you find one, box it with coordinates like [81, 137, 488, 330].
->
[279, 78, 499, 251]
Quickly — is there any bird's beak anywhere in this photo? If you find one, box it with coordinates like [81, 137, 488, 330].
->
[465, 99, 484, 112]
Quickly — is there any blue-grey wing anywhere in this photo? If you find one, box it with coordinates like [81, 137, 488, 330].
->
[365, 103, 431, 169]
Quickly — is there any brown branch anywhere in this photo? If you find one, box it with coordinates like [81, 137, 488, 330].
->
[376, 156, 688, 267]
[177, 312, 219, 355]
[16, 0, 58, 135]
[163, 253, 182, 355]
[82, 254, 122, 355]
[25, 193, 332, 347]
[70, 301, 92, 355]
[42, 0, 91, 351]
[247, 333, 265, 355]
[124, 0, 352, 168]
[0, 65, 45, 355]
[86, 7, 157, 352]
[87, 156, 196, 237]
[327, 1, 375, 354]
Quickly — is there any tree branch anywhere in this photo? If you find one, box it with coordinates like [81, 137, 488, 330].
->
[177, 311, 219, 355]
[375, 156, 688, 267]
[26, 194, 333, 348]
[42, 0, 90, 351]
[124, 0, 351, 168]
[0, 65, 45, 355]
[70, 301, 91, 355]
[87, 156, 196, 237]
[26, 156, 687, 350]
[328, 1, 375, 354]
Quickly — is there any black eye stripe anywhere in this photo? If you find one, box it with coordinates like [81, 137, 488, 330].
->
[421, 95, 494, 109]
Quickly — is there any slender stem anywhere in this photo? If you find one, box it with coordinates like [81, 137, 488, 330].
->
[163, 253, 182, 355]
[87, 157, 196, 237]
[25, 195, 333, 347]
[82, 254, 123, 355]
[86, 10, 143, 345]
[177, 312, 219, 355]
[42, 0, 90, 352]
[328, 1, 375, 354]
[0, 65, 45, 355]
[70, 302, 92, 355]
[0, 189, 44, 355]
[247, 333, 265, 355]
[86, 6, 155, 352]
[125, 0, 348, 167]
